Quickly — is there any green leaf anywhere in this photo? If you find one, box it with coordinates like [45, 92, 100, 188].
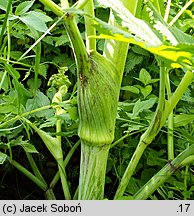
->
[3, 63, 20, 79]
[54, 34, 69, 47]
[144, 0, 194, 45]
[67, 106, 79, 121]
[146, 149, 165, 167]
[136, 68, 152, 85]
[132, 45, 150, 56]
[39, 117, 57, 129]
[0, 104, 18, 114]
[38, 64, 48, 78]
[126, 123, 144, 133]
[19, 11, 50, 32]
[126, 177, 140, 195]
[0, 71, 9, 92]
[25, 91, 52, 118]
[96, 0, 162, 46]
[174, 114, 194, 127]
[15, 1, 35, 16]
[125, 52, 143, 72]
[26, 119, 62, 160]
[136, 85, 152, 98]
[0, 0, 8, 11]
[121, 86, 139, 94]
[3, 63, 30, 106]
[0, 152, 7, 164]
[132, 98, 156, 118]
[20, 143, 39, 153]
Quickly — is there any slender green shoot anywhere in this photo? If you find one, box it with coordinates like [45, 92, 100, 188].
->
[165, 69, 174, 160]
[169, 0, 194, 26]
[18, 15, 66, 62]
[84, 0, 96, 52]
[0, 105, 52, 128]
[26, 153, 47, 185]
[114, 62, 167, 199]
[0, 0, 13, 53]
[164, 0, 172, 22]
[34, 32, 41, 95]
[57, 158, 71, 199]
[183, 164, 189, 199]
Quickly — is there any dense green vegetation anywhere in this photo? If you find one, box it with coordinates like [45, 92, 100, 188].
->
[1, 0, 194, 200]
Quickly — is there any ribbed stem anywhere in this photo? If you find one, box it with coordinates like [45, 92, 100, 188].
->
[57, 158, 71, 199]
[26, 153, 47, 185]
[78, 142, 110, 199]
[114, 61, 166, 199]
[115, 69, 194, 198]
[165, 69, 174, 160]
[103, 0, 139, 77]
[133, 144, 194, 199]
[163, 70, 194, 121]
[84, 0, 96, 52]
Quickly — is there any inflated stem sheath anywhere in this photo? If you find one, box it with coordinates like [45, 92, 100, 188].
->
[78, 51, 121, 146]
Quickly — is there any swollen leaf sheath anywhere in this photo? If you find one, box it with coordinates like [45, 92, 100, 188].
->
[78, 51, 121, 146]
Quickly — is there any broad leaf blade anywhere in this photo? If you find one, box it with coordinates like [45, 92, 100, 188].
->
[96, 0, 162, 46]
[19, 11, 51, 32]
[174, 114, 194, 127]
[15, 0, 35, 16]
[132, 98, 156, 118]
[20, 143, 39, 153]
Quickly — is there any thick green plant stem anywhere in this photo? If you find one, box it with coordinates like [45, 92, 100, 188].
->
[103, 0, 139, 76]
[76, 0, 89, 9]
[84, 0, 96, 52]
[78, 142, 110, 199]
[77, 51, 121, 199]
[45, 189, 56, 200]
[163, 70, 194, 121]
[39, 0, 90, 75]
[133, 144, 194, 199]
[115, 69, 194, 199]
[165, 70, 174, 160]
[26, 153, 47, 185]
[114, 62, 166, 199]
[39, 0, 63, 17]
[57, 158, 71, 199]
[164, 0, 171, 22]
